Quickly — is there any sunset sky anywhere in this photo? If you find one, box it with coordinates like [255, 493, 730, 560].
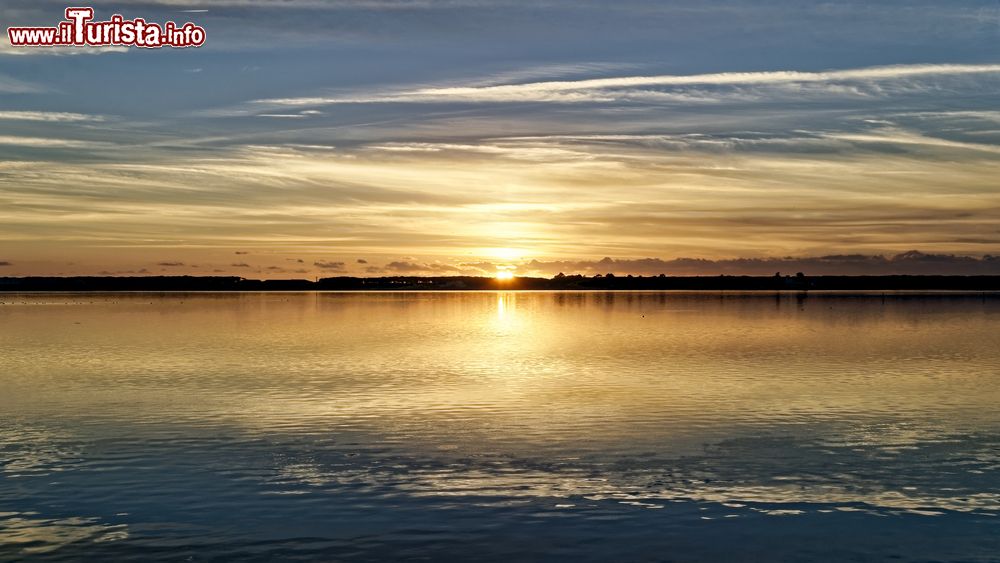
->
[2, 0, 1000, 277]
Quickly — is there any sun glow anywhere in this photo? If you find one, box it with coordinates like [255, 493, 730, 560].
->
[495, 270, 515, 280]
[485, 247, 525, 261]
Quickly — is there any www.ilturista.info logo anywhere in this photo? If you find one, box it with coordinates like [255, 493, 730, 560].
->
[7, 7, 206, 49]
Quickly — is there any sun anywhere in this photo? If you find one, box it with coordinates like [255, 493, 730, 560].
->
[495, 270, 515, 280]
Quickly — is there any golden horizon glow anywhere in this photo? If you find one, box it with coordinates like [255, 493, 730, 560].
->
[484, 247, 527, 261]
[495, 270, 515, 280]
[4, 66, 1000, 278]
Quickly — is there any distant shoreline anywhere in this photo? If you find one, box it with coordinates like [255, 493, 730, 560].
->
[3, 275, 1000, 292]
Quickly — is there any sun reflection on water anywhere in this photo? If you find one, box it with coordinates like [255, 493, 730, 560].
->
[3, 292, 1000, 559]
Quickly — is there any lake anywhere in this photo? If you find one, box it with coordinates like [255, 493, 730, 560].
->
[2, 291, 999, 561]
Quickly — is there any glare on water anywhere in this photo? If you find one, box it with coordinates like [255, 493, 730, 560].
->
[2, 291, 999, 561]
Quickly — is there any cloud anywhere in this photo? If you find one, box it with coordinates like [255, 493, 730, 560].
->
[314, 260, 346, 270]
[357, 261, 500, 275]
[0, 43, 128, 57]
[251, 63, 1000, 107]
[383, 261, 426, 272]
[2, 121, 998, 271]
[825, 128, 1000, 156]
[458, 261, 499, 274]
[0, 261, 11, 266]
[357, 258, 368, 263]
[3, 62, 999, 276]
[0, 72, 46, 93]
[231, 262, 251, 267]
[0, 135, 115, 149]
[0, 111, 105, 122]
[157, 261, 185, 266]
[519, 252, 1000, 277]
[311, 252, 1000, 276]
[381, 261, 459, 273]
[235, 251, 249, 254]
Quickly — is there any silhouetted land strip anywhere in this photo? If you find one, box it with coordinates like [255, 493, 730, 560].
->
[3, 275, 1000, 292]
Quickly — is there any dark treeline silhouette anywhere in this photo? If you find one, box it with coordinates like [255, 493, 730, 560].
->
[3, 274, 1000, 292]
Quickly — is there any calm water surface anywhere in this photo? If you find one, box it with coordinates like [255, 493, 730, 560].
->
[2, 291, 1000, 561]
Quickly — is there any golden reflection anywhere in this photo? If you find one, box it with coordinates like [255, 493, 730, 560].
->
[0, 514, 128, 555]
[494, 292, 519, 329]
[5, 292, 1000, 518]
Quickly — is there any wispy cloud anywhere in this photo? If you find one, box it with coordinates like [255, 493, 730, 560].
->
[0, 135, 115, 148]
[0, 43, 128, 57]
[250, 63, 1000, 108]
[0, 111, 105, 122]
[0, 72, 46, 93]
[826, 128, 1000, 155]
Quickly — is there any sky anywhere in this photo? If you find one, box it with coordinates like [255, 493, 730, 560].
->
[1, 0, 1000, 278]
